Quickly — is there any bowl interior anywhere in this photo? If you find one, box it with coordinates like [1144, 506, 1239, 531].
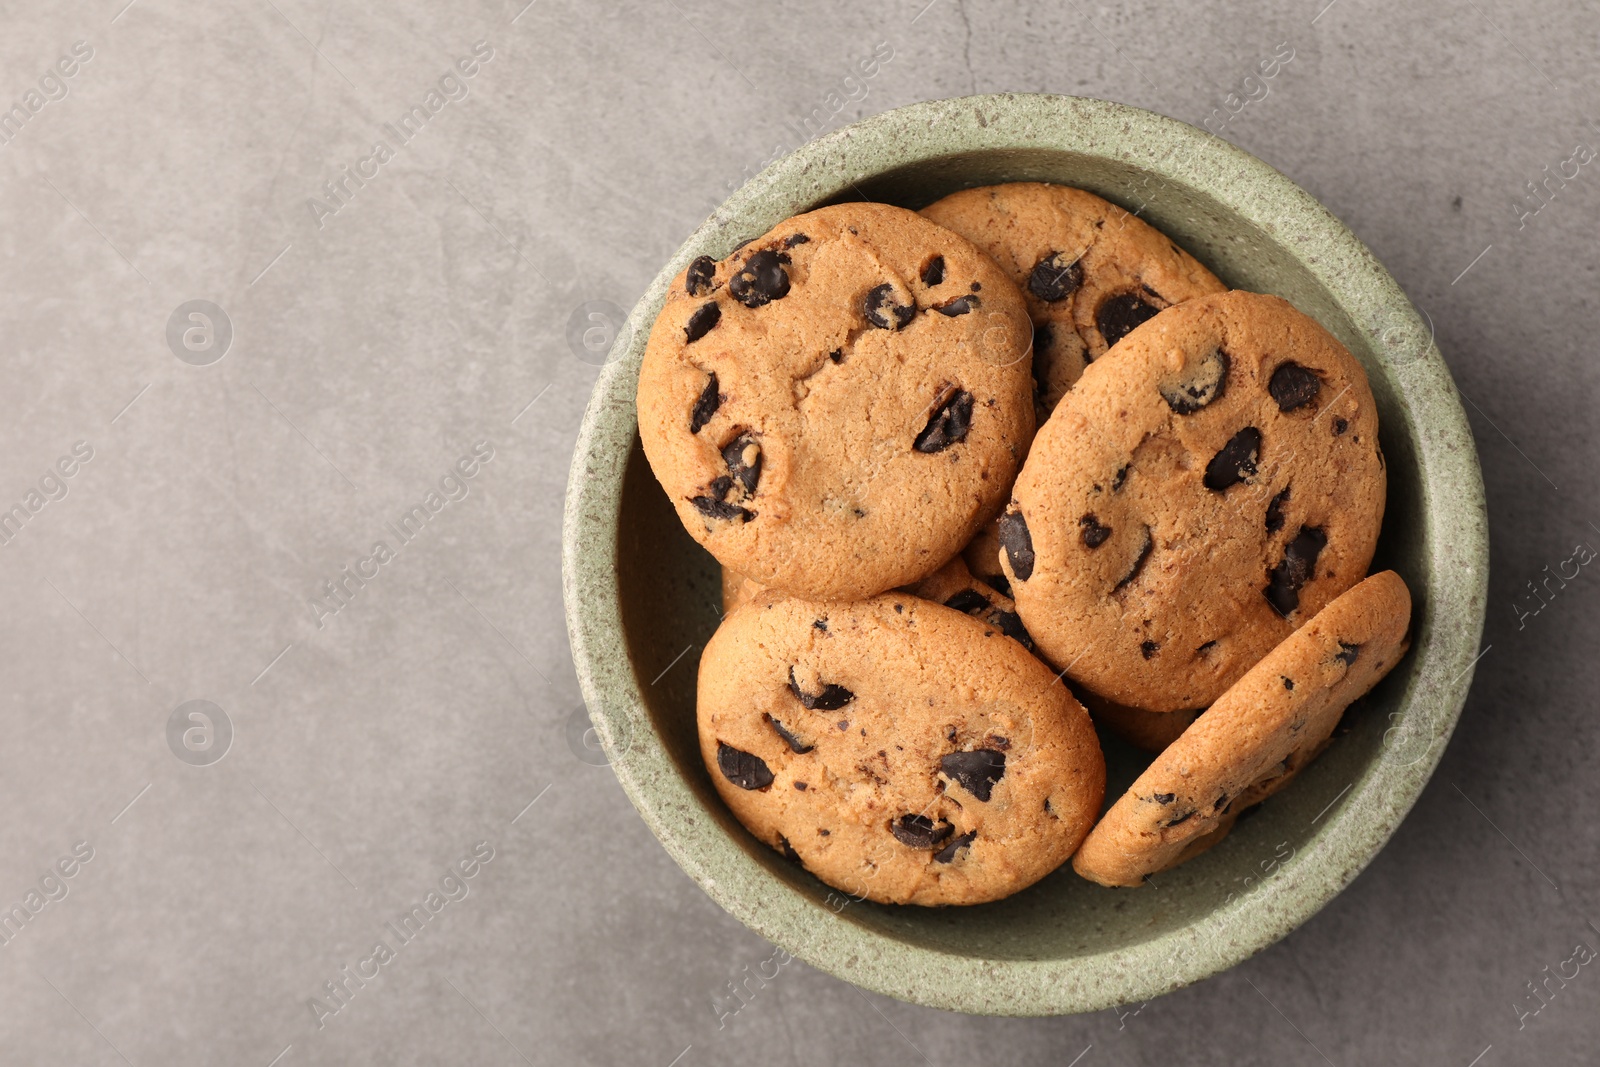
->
[574, 95, 1483, 1014]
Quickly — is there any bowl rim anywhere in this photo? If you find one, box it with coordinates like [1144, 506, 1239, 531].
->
[562, 92, 1489, 1016]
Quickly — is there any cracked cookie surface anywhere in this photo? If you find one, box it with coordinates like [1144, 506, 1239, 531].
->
[1001, 290, 1386, 712]
[698, 593, 1104, 906]
[638, 202, 1035, 601]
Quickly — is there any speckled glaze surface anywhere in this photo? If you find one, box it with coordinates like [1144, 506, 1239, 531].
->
[561, 94, 1488, 1016]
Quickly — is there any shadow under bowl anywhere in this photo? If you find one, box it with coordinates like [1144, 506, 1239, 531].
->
[562, 93, 1488, 1016]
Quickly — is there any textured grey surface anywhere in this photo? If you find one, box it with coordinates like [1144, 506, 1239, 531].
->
[0, 0, 1593, 1064]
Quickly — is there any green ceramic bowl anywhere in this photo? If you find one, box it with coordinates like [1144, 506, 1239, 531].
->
[562, 94, 1488, 1016]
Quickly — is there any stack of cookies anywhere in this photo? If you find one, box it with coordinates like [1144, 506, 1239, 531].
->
[637, 183, 1411, 904]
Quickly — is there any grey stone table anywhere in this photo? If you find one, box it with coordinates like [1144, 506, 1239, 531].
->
[0, 0, 1593, 1063]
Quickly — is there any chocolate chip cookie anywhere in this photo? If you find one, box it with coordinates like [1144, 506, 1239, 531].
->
[721, 567, 765, 616]
[960, 520, 1012, 596]
[901, 554, 1034, 652]
[698, 593, 1104, 906]
[1072, 570, 1412, 887]
[921, 182, 1225, 423]
[722, 553, 1034, 652]
[1001, 289, 1386, 712]
[638, 202, 1036, 601]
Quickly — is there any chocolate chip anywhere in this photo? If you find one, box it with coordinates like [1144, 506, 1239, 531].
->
[1028, 251, 1083, 302]
[890, 814, 954, 849]
[716, 742, 773, 790]
[763, 713, 813, 754]
[1269, 362, 1322, 412]
[1112, 464, 1129, 491]
[1164, 810, 1195, 828]
[686, 255, 716, 296]
[788, 666, 855, 710]
[1097, 291, 1161, 347]
[1333, 417, 1349, 436]
[1283, 676, 1295, 690]
[691, 453, 757, 522]
[921, 255, 945, 286]
[1153, 792, 1176, 804]
[1197, 640, 1218, 656]
[914, 389, 974, 453]
[813, 619, 827, 631]
[1141, 640, 1159, 659]
[998, 509, 1034, 581]
[1264, 525, 1328, 616]
[1158, 347, 1229, 414]
[1213, 794, 1230, 811]
[690, 372, 720, 433]
[828, 348, 844, 364]
[690, 494, 751, 522]
[794, 781, 808, 790]
[933, 294, 978, 317]
[933, 831, 976, 864]
[943, 589, 992, 615]
[993, 611, 1034, 651]
[684, 300, 721, 344]
[1080, 514, 1112, 548]
[728, 250, 790, 308]
[784, 233, 810, 247]
[1203, 427, 1262, 491]
[1114, 526, 1153, 592]
[864, 283, 915, 329]
[1335, 642, 1361, 666]
[940, 749, 1006, 802]
[1265, 486, 1290, 533]
[720, 433, 761, 495]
